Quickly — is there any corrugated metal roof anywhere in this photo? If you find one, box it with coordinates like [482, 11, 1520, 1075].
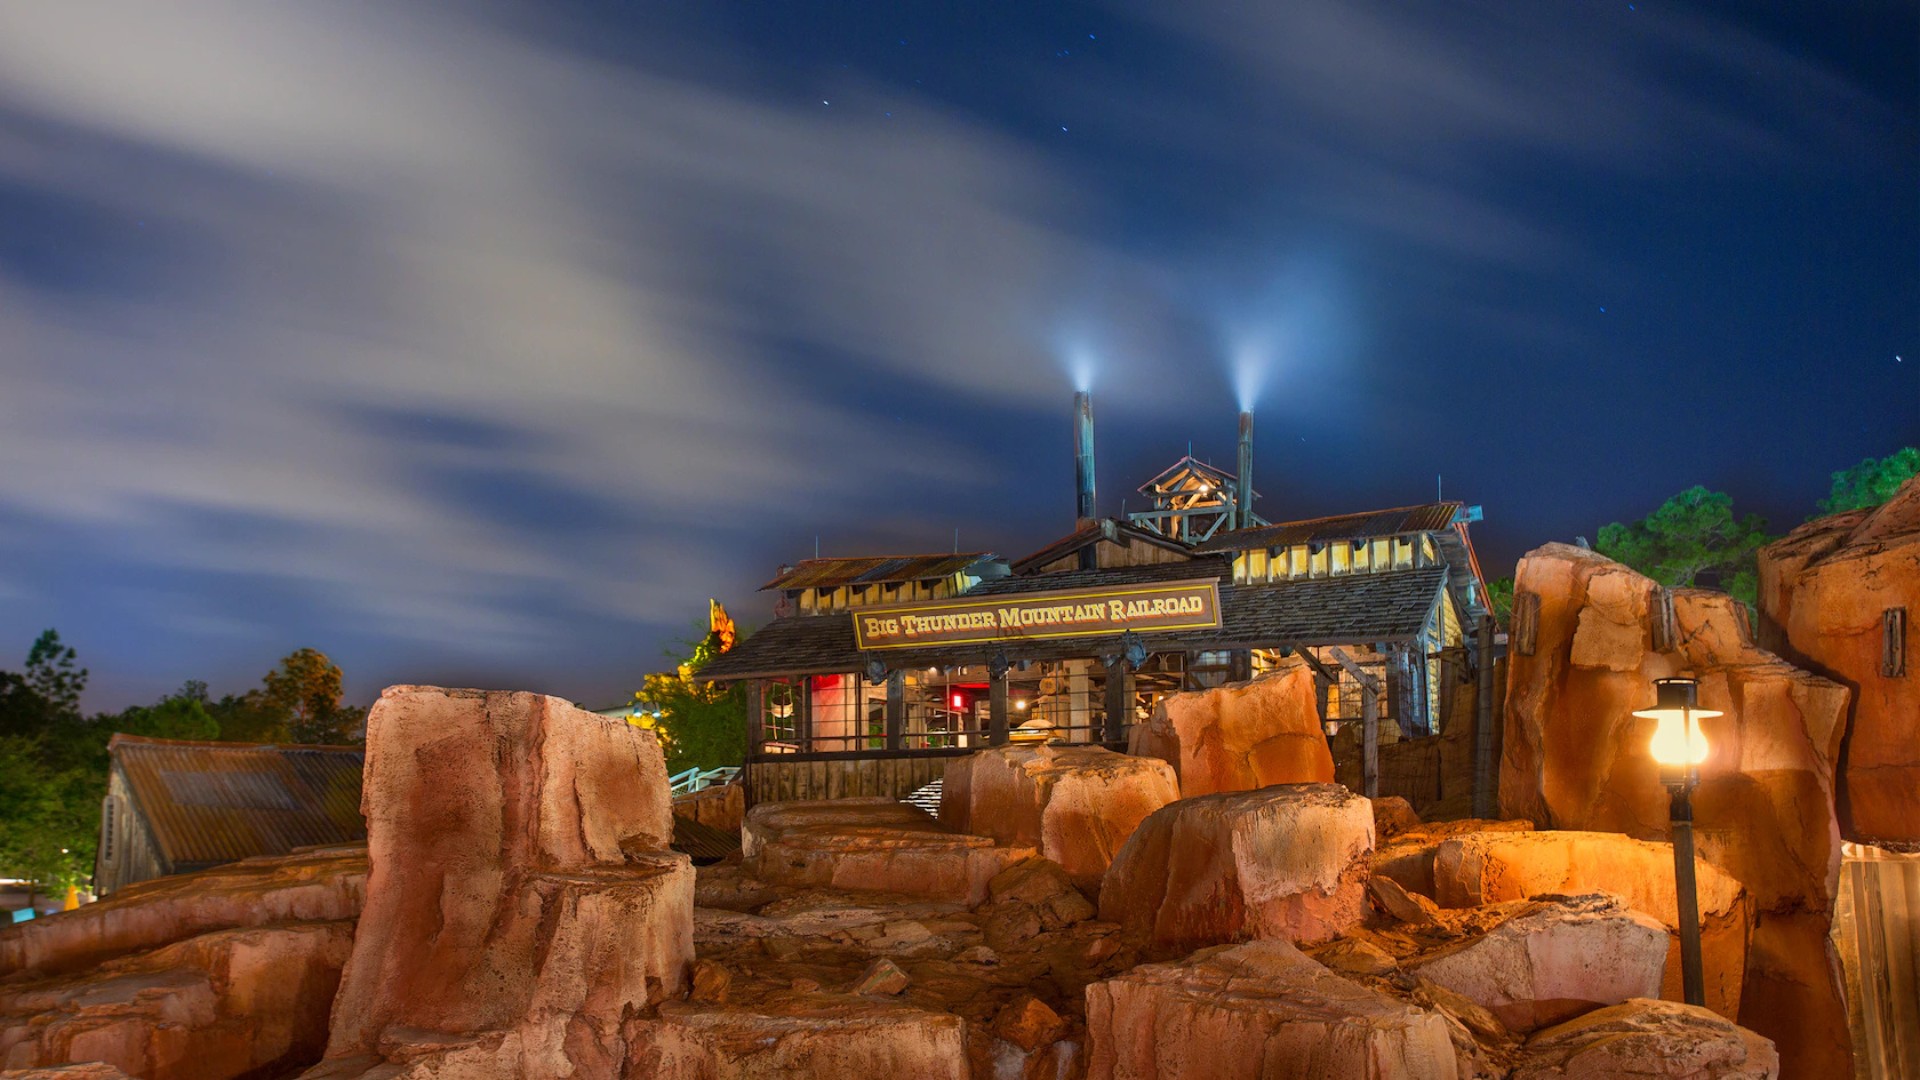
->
[110, 735, 366, 873]
[698, 560, 1449, 680]
[761, 553, 997, 591]
[1007, 518, 1196, 573]
[1191, 502, 1464, 553]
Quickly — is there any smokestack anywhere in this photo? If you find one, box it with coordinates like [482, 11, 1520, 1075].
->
[1236, 410, 1255, 530]
[1074, 391, 1098, 570]
[1074, 391, 1097, 524]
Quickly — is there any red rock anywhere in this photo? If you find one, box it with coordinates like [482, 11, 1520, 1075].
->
[0, 846, 365, 980]
[315, 686, 693, 1078]
[0, 1066, 136, 1079]
[673, 780, 745, 835]
[1428, 829, 1750, 1021]
[690, 959, 732, 1004]
[1099, 783, 1373, 955]
[1369, 875, 1443, 926]
[1759, 475, 1920, 844]
[1127, 661, 1334, 797]
[624, 999, 968, 1078]
[852, 957, 909, 995]
[1500, 544, 1852, 1077]
[0, 921, 352, 1079]
[939, 744, 1177, 893]
[988, 858, 1095, 929]
[1083, 939, 1458, 1079]
[744, 798, 1035, 906]
[1513, 997, 1779, 1079]
[1368, 818, 1534, 899]
[990, 995, 1069, 1052]
[1372, 795, 1423, 840]
[1408, 894, 1669, 1033]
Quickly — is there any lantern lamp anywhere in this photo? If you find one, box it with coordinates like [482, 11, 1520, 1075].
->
[1632, 675, 1719, 1008]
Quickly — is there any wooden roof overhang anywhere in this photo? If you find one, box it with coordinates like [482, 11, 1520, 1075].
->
[699, 562, 1450, 681]
[1007, 517, 1196, 575]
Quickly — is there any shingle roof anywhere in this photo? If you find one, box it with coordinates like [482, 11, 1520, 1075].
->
[1191, 503, 1464, 553]
[1007, 518, 1195, 574]
[110, 735, 366, 872]
[761, 553, 997, 591]
[699, 562, 1448, 679]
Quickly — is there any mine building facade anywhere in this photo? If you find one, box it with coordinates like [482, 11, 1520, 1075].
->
[699, 394, 1493, 805]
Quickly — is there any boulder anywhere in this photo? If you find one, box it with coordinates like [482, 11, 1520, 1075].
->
[0, 1066, 136, 1079]
[1500, 544, 1852, 1077]
[744, 798, 1034, 906]
[1127, 661, 1334, 797]
[0, 921, 352, 1079]
[1082, 939, 1458, 1079]
[1512, 997, 1779, 1079]
[1371, 796, 1423, 840]
[1369, 818, 1534, 899]
[1427, 829, 1750, 1020]
[674, 780, 746, 835]
[1407, 894, 1669, 1033]
[313, 686, 693, 1078]
[0, 845, 365, 980]
[623, 999, 968, 1079]
[1759, 474, 1920, 844]
[939, 744, 1177, 893]
[1099, 784, 1372, 955]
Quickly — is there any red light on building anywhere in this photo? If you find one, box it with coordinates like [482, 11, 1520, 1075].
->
[950, 693, 966, 709]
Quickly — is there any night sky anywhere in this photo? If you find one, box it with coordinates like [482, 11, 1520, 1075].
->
[0, 2, 1914, 712]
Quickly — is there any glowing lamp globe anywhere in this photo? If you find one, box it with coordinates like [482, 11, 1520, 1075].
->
[1633, 676, 1720, 775]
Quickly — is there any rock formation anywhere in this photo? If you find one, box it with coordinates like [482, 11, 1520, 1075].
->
[625, 999, 969, 1078]
[672, 780, 745, 836]
[1758, 473, 1920, 844]
[1099, 784, 1372, 956]
[1512, 997, 1780, 1079]
[1425, 829, 1750, 1020]
[0, 845, 364, 980]
[1406, 894, 1669, 1033]
[311, 686, 693, 1078]
[1083, 939, 1459, 1079]
[939, 743, 1177, 893]
[1127, 661, 1334, 797]
[744, 798, 1034, 906]
[0, 921, 352, 1079]
[1501, 543, 1851, 1076]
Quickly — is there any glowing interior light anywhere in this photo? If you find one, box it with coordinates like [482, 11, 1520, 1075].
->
[1015, 699, 1029, 711]
[1198, 483, 1212, 495]
[951, 693, 965, 709]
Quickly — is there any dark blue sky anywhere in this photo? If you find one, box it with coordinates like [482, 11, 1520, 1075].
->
[0, 1, 1913, 711]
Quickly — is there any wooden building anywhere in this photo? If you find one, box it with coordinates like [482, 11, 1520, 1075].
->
[94, 735, 366, 895]
[699, 394, 1494, 805]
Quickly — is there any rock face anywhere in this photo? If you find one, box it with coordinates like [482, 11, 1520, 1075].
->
[626, 999, 969, 1078]
[0, 845, 365, 980]
[1083, 939, 1459, 1079]
[939, 743, 1177, 893]
[1501, 544, 1852, 1077]
[744, 798, 1035, 906]
[1428, 829, 1750, 1021]
[1513, 997, 1780, 1079]
[0, 921, 353, 1079]
[1758, 474, 1920, 845]
[313, 686, 693, 1078]
[1127, 661, 1334, 797]
[1407, 894, 1669, 1033]
[673, 780, 746, 836]
[1099, 784, 1372, 956]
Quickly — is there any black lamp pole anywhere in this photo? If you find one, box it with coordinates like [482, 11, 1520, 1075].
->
[1643, 676, 1711, 1008]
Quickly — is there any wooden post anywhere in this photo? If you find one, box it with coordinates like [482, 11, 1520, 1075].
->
[1473, 615, 1496, 818]
[1329, 648, 1383, 800]
[1228, 649, 1252, 683]
[886, 670, 905, 751]
[1103, 657, 1133, 747]
[989, 667, 1010, 746]
[746, 680, 765, 757]
[796, 676, 813, 754]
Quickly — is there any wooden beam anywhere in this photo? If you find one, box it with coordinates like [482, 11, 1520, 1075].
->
[885, 670, 905, 752]
[1103, 657, 1133, 747]
[1326, 646, 1381, 693]
[989, 667, 1010, 746]
[1289, 646, 1340, 687]
[1361, 678, 1380, 799]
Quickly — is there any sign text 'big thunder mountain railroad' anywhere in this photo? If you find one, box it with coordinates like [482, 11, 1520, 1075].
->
[851, 578, 1222, 650]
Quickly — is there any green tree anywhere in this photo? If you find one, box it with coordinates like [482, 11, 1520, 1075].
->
[108, 695, 221, 742]
[635, 618, 747, 774]
[214, 648, 358, 744]
[24, 629, 86, 720]
[1484, 576, 1515, 626]
[0, 734, 93, 897]
[1596, 486, 1773, 607]
[1820, 447, 1920, 514]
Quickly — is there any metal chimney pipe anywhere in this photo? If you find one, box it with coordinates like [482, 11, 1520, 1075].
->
[1074, 391, 1097, 524]
[1236, 409, 1255, 529]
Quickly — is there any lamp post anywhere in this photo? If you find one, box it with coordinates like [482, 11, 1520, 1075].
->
[1633, 675, 1720, 1008]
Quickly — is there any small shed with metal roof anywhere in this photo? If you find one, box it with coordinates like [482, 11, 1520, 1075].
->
[94, 735, 367, 895]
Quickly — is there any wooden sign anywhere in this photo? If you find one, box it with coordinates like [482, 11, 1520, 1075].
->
[851, 578, 1222, 650]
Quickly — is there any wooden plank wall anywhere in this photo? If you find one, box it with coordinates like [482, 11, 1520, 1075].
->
[1833, 842, 1920, 1079]
[745, 756, 953, 807]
